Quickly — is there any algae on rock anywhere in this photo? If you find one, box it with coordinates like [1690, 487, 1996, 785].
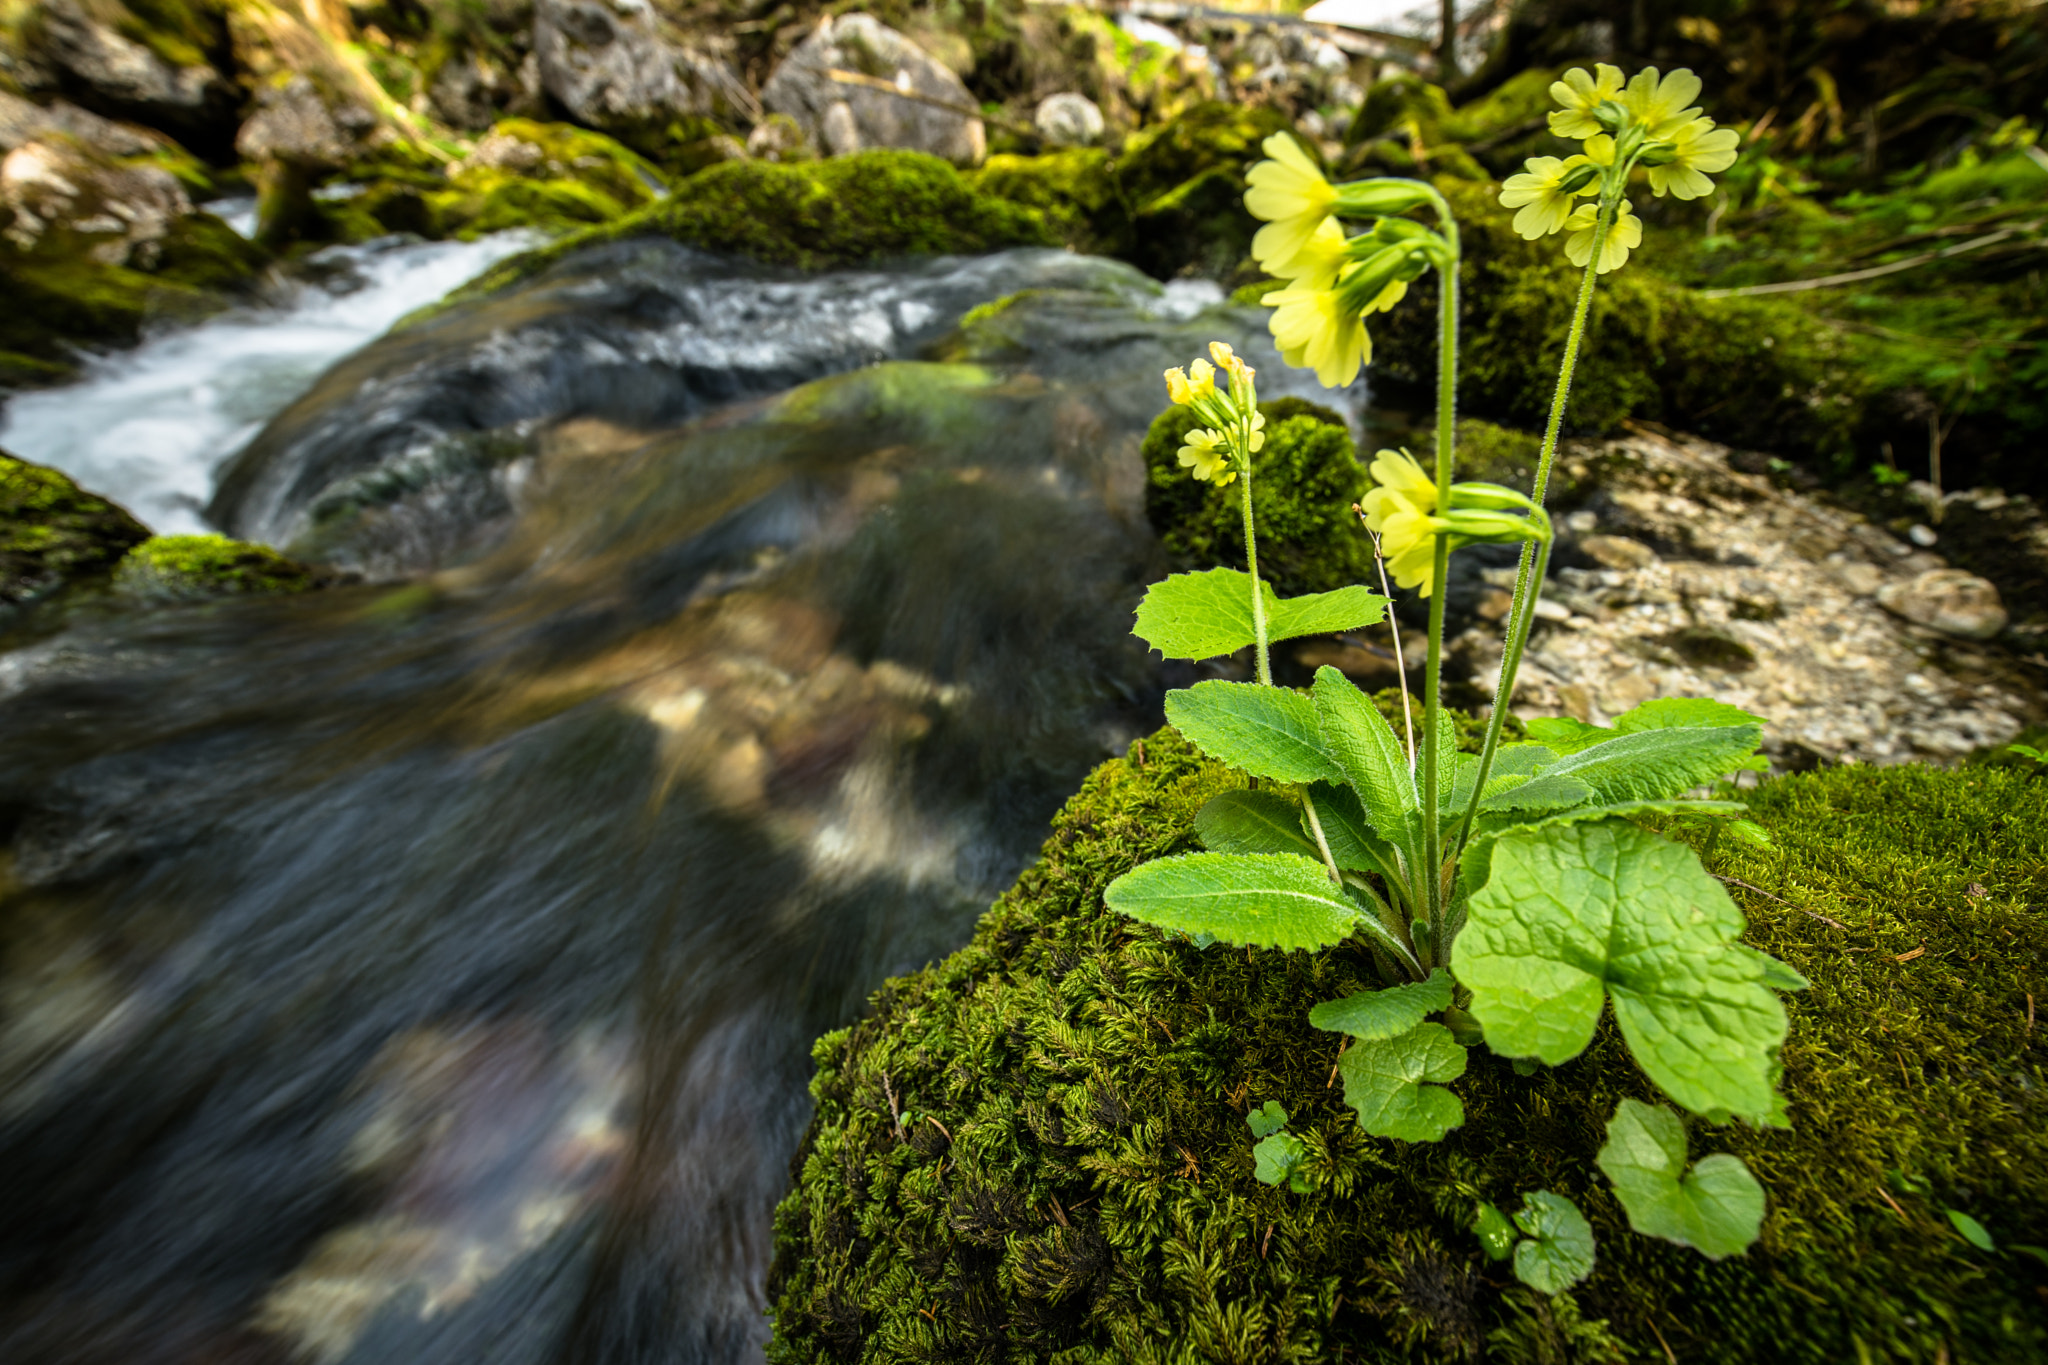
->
[768, 730, 2047, 1363]
[112, 532, 319, 600]
[1, 448, 151, 609]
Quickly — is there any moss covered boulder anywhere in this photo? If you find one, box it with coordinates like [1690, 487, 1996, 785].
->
[1143, 397, 1373, 598]
[1, 448, 151, 609]
[767, 730, 2047, 1362]
[111, 532, 320, 600]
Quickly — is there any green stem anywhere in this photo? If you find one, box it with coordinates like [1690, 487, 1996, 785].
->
[1241, 459, 1271, 686]
[1418, 195, 1460, 964]
[1455, 194, 1617, 858]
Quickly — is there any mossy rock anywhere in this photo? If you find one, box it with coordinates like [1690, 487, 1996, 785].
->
[1, 450, 152, 608]
[110, 532, 320, 601]
[968, 147, 1130, 259]
[767, 730, 2047, 1362]
[429, 149, 1056, 312]
[1142, 397, 1373, 598]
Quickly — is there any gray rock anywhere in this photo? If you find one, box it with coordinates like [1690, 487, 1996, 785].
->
[234, 74, 378, 168]
[745, 112, 814, 162]
[13, 0, 228, 135]
[532, 0, 749, 146]
[427, 50, 542, 131]
[1033, 92, 1103, 147]
[1875, 569, 2009, 640]
[1, 133, 191, 267]
[0, 89, 164, 156]
[761, 14, 984, 167]
[1577, 533, 1658, 570]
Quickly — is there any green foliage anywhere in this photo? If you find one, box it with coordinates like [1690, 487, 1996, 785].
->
[1102, 850, 1366, 953]
[1337, 1021, 1468, 1142]
[112, 534, 319, 601]
[1597, 1100, 1765, 1260]
[1131, 566, 1383, 663]
[1162, 681, 1340, 785]
[1141, 398, 1375, 597]
[1248, 1103, 1311, 1193]
[1510, 1191, 1597, 1294]
[1309, 970, 1452, 1041]
[768, 738, 2048, 1362]
[0, 450, 152, 609]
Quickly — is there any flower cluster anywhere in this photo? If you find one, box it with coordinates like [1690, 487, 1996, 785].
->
[1164, 342, 1265, 485]
[1499, 65, 1739, 274]
[1358, 449, 1550, 597]
[1242, 135, 1444, 389]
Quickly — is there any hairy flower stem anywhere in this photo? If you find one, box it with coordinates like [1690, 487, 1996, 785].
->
[1240, 462, 1272, 686]
[1455, 195, 1617, 857]
[1419, 198, 1461, 962]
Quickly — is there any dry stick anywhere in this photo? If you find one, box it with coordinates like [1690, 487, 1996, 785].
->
[822, 68, 1039, 139]
[1697, 223, 2036, 298]
[1359, 514, 1417, 766]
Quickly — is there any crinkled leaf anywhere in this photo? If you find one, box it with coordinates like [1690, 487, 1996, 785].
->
[1523, 716, 1614, 754]
[1453, 820, 1787, 1118]
[1104, 852, 1360, 951]
[1337, 1021, 1467, 1142]
[1481, 772, 1595, 813]
[1615, 697, 1768, 732]
[1305, 781, 1405, 884]
[1253, 1130, 1309, 1191]
[1269, 585, 1388, 641]
[1311, 666, 1419, 856]
[1166, 681, 1343, 785]
[1596, 1099, 1765, 1259]
[1530, 724, 1765, 804]
[1196, 790, 1318, 860]
[1247, 1099, 1289, 1139]
[1133, 568, 1383, 660]
[1474, 1202, 1515, 1262]
[1310, 970, 1453, 1040]
[1451, 743, 1558, 814]
[1511, 1191, 1596, 1293]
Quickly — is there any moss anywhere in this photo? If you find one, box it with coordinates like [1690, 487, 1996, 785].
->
[0, 450, 152, 608]
[1141, 397, 1374, 598]
[767, 733, 2048, 1363]
[968, 147, 1129, 258]
[111, 533, 319, 600]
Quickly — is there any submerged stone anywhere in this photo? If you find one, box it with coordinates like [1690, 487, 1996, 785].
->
[767, 731, 2048, 1363]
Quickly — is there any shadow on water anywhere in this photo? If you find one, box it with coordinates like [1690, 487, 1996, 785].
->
[0, 249, 1353, 1364]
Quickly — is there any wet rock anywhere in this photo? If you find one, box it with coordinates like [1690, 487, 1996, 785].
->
[11, 0, 230, 139]
[1876, 569, 2009, 641]
[531, 0, 749, 164]
[1, 449, 151, 613]
[111, 534, 322, 602]
[1033, 92, 1104, 147]
[761, 14, 985, 167]
[1, 133, 191, 267]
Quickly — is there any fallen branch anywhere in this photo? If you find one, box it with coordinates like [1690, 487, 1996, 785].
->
[822, 68, 1039, 140]
[1698, 222, 2040, 298]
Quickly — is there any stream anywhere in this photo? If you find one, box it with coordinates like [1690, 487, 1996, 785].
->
[0, 238, 1351, 1364]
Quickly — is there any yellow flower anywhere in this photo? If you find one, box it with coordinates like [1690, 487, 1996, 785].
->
[1564, 198, 1644, 274]
[1177, 427, 1234, 484]
[1499, 155, 1594, 240]
[1265, 284, 1368, 389]
[1363, 277, 1407, 315]
[1245, 133, 1338, 277]
[1360, 447, 1436, 525]
[1360, 450, 1448, 595]
[1622, 66, 1704, 139]
[1547, 63, 1625, 139]
[1647, 117, 1741, 200]
[1379, 508, 1444, 595]
[1262, 215, 1348, 290]
[1246, 408, 1267, 453]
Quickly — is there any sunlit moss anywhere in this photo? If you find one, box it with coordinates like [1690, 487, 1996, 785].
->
[113, 533, 319, 601]
[1, 451, 152, 608]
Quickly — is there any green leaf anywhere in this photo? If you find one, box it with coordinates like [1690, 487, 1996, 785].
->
[1615, 697, 1768, 732]
[1511, 1192, 1597, 1293]
[1269, 585, 1388, 641]
[1530, 724, 1765, 804]
[1132, 568, 1385, 660]
[1305, 782, 1405, 885]
[1166, 682, 1343, 785]
[1480, 772, 1595, 814]
[1104, 852, 1361, 951]
[1311, 666, 1419, 854]
[1336, 1021, 1467, 1142]
[1453, 820, 1787, 1119]
[1596, 1099, 1765, 1259]
[1309, 970, 1453, 1040]
[1523, 716, 1614, 754]
[1131, 568, 1265, 661]
[1196, 790, 1318, 860]
[1727, 818, 1773, 848]
[1252, 1130, 1309, 1191]
[1946, 1209, 1995, 1252]
[2008, 742, 2044, 762]
[1247, 1099, 1289, 1139]
[1738, 946, 1810, 992]
[1474, 1202, 1516, 1262]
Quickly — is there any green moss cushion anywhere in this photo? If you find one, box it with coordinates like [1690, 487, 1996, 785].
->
[1, 451, 152, 608]
[112, 533, 319, 601]
[767, 731, 2047, 1362]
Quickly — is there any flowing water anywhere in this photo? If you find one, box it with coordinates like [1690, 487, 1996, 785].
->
[0, 241, 1353, 1364]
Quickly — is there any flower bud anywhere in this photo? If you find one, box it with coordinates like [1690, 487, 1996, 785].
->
[1449, 481, 1541, 513]
[1594, 99, 1629, 132]
[1331, 178, 1436, 217]
[1558, 161, 1603, 194]
[1636, 144, 1678, 166]
[1369, 216, 1436, 245]
[1334, 245, 1415, 316]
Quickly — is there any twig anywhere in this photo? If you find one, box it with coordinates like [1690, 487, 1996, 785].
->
[881, 1072, 904, 1140]
[1698, 223, 2039, 298]
[2027, 992, 2036, 1039]
[1359, 510, 1416, 765]
[823, 68, 1038, 139]
[927, 1114, 954, 1141]
[1647, 1317, 1678, 1365]
[1875, 1186, 1909, 1221]
[1711, 874, 1854, 931]
[1327, 1036, 1349, 1087]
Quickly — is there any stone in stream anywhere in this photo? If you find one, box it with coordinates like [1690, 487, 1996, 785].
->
[1, 132, 192, 267]
[762, 14, 986, 167]
[1033, 92, 1105, 147]
[1875, 568, 2009, 641]
[8, 0, 232, 140]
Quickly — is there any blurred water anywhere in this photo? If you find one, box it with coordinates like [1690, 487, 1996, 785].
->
[0, 246, 1349, 1365]
[0, 233, 538, 535]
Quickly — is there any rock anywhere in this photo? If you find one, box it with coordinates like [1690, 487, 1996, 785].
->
[427, 49, 544, 132]
[111, 534, 321, 602]
[11, 0, 230, 139]
[761, 14, 985, 168]
[1875, 569, 2009, 640]
[1032, 92, 1104, 147]
[531, 0, 749, 162]
[744, 112, 813, 162]
[1577, 532, 1658, 570]
[0, 89, 165, 157]
[1, 133, 192, 267]
[1, 449, 152, 613]
[234, 73, 378, 168]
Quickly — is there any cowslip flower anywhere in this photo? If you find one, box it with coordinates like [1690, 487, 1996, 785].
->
[1245, 133, 1337, 277]
[1177, 427, 1233, 484]
[1164, 357, 1217, 407]
[1265, 284, 1368, 389]
[1648, 117, 1741, 199]
[1564, 198, 1643, 273]
[1623, 66, 1704, 139]
[1499, 154, 1595, 239]
[1258, 215, 1347, 289]
[1362, 450, 1451, 594]
[1547, 63, 1625, 139]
